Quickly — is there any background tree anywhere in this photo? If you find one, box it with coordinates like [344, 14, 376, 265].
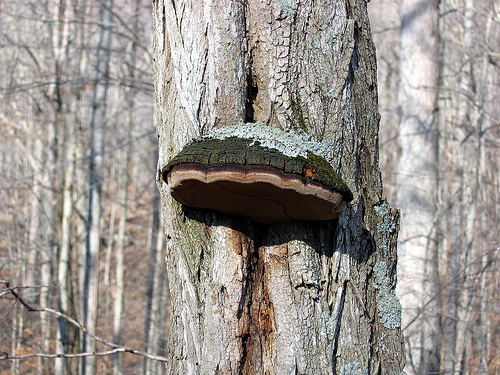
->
[1, 0, 499, 374]
[0, 0, 167, 373]
[153, 0, 404, 373]
[82, 1, 113, 373]
[396, 0, 441, 373]
[370, 0, 500, 373]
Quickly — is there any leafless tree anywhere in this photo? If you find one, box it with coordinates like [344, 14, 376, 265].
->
[153, 0, 404, 373]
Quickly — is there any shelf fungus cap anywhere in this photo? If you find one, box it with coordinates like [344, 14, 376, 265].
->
[162, 124, 353, 223]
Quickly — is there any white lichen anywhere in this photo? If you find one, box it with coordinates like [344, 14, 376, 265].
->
[272, 0, 297, 19]
[204, 122, 331, 159]
[374, 201, 396, 255]
[373, 261, 402, 329]
[340, 361, 368, 375]
[374, 201, 396, 233]
[377, 288, 402, 330]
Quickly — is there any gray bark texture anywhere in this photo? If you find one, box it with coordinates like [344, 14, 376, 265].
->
[152, 1, 405, 374]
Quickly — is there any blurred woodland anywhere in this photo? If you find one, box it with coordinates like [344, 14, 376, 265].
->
[371, 0, 500, 374]
[0, 0, 166, 374]
[0, 0, 499, 374]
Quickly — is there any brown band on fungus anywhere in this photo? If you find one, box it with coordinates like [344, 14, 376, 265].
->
[162, 132, 352, 223]
[166, 163, 347, 223]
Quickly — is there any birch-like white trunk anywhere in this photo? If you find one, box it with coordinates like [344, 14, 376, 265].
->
[396, 0, 441, 373]
[51, 1, 72, 373]
[39, 106, 58, 373]
[55, 139, 75, 375]
[82, 1, 113, 374]
[445, 1, 474, 372]
[144, 202, 169, 375]
[111, 93, 133, 375]
[153, 1, 404, 373]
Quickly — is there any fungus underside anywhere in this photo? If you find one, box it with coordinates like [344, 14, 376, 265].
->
[163, 137, 353, 202]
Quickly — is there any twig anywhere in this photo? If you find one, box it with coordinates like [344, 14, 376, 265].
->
[2, 347, 166, 361]
[1, 281, 168, 363]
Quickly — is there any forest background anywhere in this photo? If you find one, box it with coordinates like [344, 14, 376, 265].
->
[0, 0, 498, 374]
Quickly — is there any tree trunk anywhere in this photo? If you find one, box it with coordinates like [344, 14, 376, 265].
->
[143, 148, 163, 375]
[82, 0, 113, 373]
[112, 155, 128, 375]
[39, 90, 58, 375]
[445, 1, 473, 373]
[153, 1, 404, 374]
[112, 69, 134, 375]
[396, 0, 441, 373]
[144, 194, 169, 375]
[56, 137, 75, 375]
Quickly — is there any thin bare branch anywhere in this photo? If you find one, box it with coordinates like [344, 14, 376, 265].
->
[1, 280, 168, 363]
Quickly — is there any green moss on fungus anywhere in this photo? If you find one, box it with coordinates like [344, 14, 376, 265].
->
[163, 136, 352, 202]
[300, 153, 353, 201]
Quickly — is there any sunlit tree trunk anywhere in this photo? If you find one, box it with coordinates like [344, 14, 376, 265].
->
[396, 0, 441, 373]
[444, 1, 474, 373]
[143, 158, 169, 375]
[47, 1, 73, 373]
[104, 199, 117, 317]
[56, 138, 75, 375]
[26, 139, 42, 299]
[153, 1, 404, 373]
[475, 12, 494, 374]
[82, 0, 113, 373]
[111, 65, 134, 375]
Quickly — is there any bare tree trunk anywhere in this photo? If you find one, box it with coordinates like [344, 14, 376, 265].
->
[153, 1, 404, 374]
[147, 217, 169, 375]
[396, 0, 441, 373]
[104, 199, 117, 315]
[111, 85, 134, 375]
[82, 0, 113, 374]
[111, 159, 128, 375]
[367, 0, 401, 206]
[111, 3, 141, 371]
[26, 139, 42, 299]
[143, 149, 160, 355]
[56, 138, 75, 375]
[39, 95, 58, 375]
[143, 151, 168, 375]
[445, 1, 473, 373]
[11, 282, 23, 375]
[50, 1, 72, 373]
[475, 14, 494, 374]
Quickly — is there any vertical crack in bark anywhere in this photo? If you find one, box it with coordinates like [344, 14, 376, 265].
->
[243, 0, 257, 124]
[245, 67, 258, 123]
[331, 280, 347, 375]
[237, 229, 260, 374]
[239, 332, 251, 375]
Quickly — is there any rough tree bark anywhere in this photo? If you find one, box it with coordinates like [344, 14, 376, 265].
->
[153, 1, 404, 374]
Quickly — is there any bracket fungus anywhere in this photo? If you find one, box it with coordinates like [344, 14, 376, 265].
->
[162, 124, 353, 223]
